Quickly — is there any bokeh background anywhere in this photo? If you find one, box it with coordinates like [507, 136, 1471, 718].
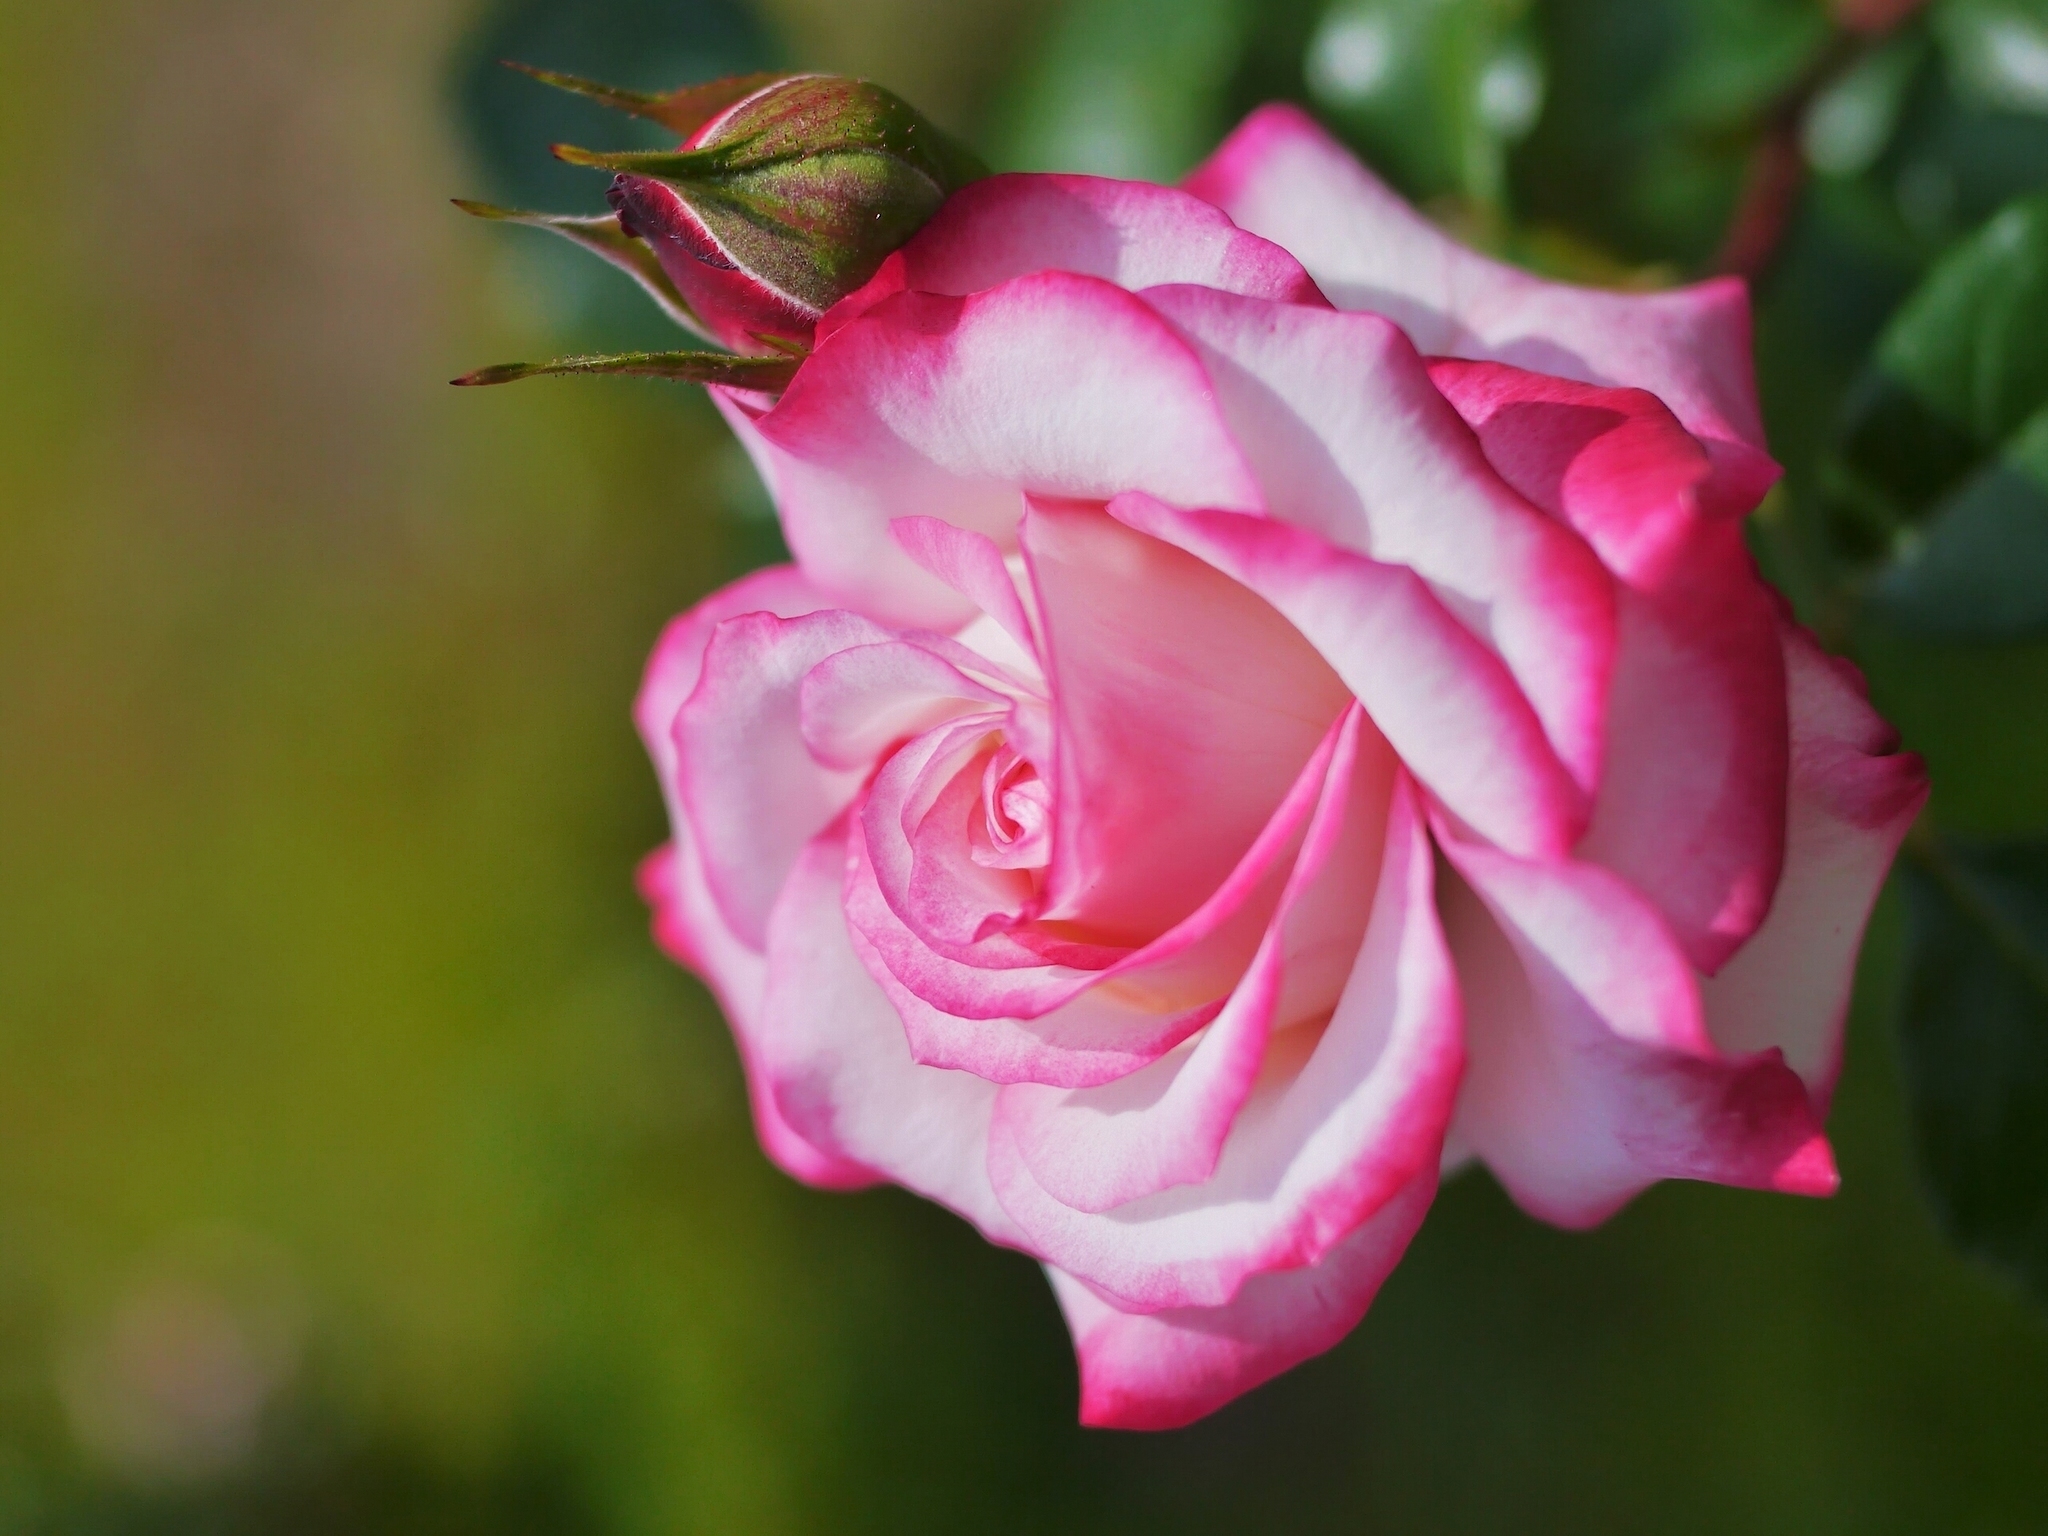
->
[4, 0, 2047, 1530]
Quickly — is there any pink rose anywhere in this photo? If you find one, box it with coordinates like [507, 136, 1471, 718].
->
[634, 106, 1928, 1429]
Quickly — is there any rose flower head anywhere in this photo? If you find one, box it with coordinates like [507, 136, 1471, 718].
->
[462, 94, 1928, 1430]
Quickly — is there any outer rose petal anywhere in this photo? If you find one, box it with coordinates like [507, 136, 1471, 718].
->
[672, 608, 890, 947]
[988, 775, 1463, 1312]
[754, 825, 1024, 1246]
[1110, 492, 1586, 858]
[634, 566, 876, 1189]
[821, 172, 1327, 342]
[1186, 105, 1780, 516]
[1428, 360, 1789, 972]
[1141, 287, 1616, 800]
[746, 272, 1264, 630]
[1048, 1170, 1437, 1431]
[638, 844, 878, 1190]
[634, 564, 839, 790]
[1702, 621, 1928, 1102]
[1439, 829, 1837, 1230]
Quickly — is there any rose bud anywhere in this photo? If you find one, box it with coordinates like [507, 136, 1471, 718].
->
[550, 73, 988, 353]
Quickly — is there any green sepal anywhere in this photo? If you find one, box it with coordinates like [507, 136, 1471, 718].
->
[450, 200, 712, 342]
[501, 61, 786, 140]
[451, 350, 801, 390]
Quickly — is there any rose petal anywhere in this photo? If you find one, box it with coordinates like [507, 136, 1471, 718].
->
[746, 272, 1265, 629]
[821, 171, 1328, 343]
[637, 842, 878, 1190]
[849, 715, 1357, 1086]
[672, 608, 891, 947]
[1701, 621, 1928, 1104]
[1022, 499, 1352, 940]
[988, 775, 1463, 1312]
[890, 516, 1040, 659]
[1428, 360, 1789, 973]
[997, 707, 1395, 1212]
[1438, 826, 1837, 1230]
[754, 825, 1021, 1245]
[1047, 1168, 1437, 1430]
[798, 638, 1009, 771]
[1185, 105, 1780, 516]
[1142, 287, 1616, 800]
[1111, 492, 1586, 858]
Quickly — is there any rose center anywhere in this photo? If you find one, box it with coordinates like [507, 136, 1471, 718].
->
[971, 744, 1051, 871]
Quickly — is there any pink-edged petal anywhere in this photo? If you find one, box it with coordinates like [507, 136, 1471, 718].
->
[672, 608, 892, 947]
[753, 824, 1023, 1245]
[634, 564, 839, 789]
[988, 776, 1463, 1312]
[891, 517, 1040, 659]
[819, 171, 1327, 342]
[748, 272, 1265, 629]
[1185, 105, 1780, 515]
[1439, 827, 1836, 1230]
[1142, 287, 1616, 798]
[1702, 621, 1928, 1104]
[1022, 499, 1352, 939]
[849, 715, 1355, 1087]
[637, 842, 879, 1190]
[798, 638, 1008, 770]
[1424, 361, 1714, 585]
[998, 707, 1394, 1212]
[1047, 1168, 1436, 1430]
[1111, 492, 1585, 858]
[1428, 359, 1789, 972]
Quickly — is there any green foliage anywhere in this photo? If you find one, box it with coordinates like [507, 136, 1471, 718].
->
[1831, 194, 2048, 636]
[1898, 836, 2048, 1303]
[989, 0, 1259, 180]
[1300, 0, 1544, 209]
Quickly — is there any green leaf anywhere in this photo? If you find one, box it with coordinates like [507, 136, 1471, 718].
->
[450, 349, 800, 389]
[1827, 192, 2048, 634]
[501, 61, 787, 139]
[1302, 0, 1546, 208]
[1898, 834, 2048, 1305]
[1873, 405, 2048, 636]
[1878, 193, 2048, 445]
[451, 200, 711, 341]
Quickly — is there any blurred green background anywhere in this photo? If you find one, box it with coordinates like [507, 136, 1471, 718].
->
[3, 0, 2047, 1530]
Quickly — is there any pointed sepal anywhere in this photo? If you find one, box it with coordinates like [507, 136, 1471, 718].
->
[450, 349, 801, 390]
[451, 199, 713, 343]
[501, 61, 786, 141]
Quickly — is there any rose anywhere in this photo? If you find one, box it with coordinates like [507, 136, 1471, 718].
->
[634, 105, 1928, 1430]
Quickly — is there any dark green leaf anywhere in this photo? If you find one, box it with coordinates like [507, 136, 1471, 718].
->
[1876, 192, 2048, 445]
[1828, 193, 2048, 634]
[1873, 405, 2048, 635]
[451, 349, 800, 389]
[1898, 834, 2048, 1304]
